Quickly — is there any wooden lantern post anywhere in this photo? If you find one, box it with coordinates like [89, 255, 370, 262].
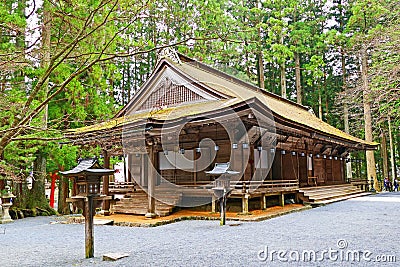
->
[85, 194, 95, 258]
[212, 175, 232, 225]
[206, 163, 238, 226]
[61, 158, 114, 258]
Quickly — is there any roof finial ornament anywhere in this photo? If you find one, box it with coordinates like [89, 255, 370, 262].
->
[158, 47, 181, 64]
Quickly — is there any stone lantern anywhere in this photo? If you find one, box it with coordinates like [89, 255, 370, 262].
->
[61, 158, 114, 258]
[206, 162, 239, 225]
[0, 186, 15, 224]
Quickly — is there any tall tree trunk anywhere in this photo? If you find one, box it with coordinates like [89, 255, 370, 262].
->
[323, 70, 328, 123]
[388, 117, 396, 182]
[381, 131, 389, 179]
[28, 151, 49, 209]
[342, 51, 352, 181]
[293, 4, 302, 104]
[57, 166, 70, 214]
[280, 33, 286, 98]
[295, 52, 302, 104]
[29, 1, 52, 210]
[338, 0, 352, 180]
[257, 51, 265, 89]
[280, 61, 286, 98]
[361, 48, 378, 190]
[318, 85, 323, 119]
[257, 27, 265, 90]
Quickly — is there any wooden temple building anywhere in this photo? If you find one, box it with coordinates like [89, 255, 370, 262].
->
[64, 51, 377, 217]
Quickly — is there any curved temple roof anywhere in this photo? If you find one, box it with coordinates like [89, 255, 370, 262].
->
[60, 158, 114, 176]
[65, 53, 378, 150]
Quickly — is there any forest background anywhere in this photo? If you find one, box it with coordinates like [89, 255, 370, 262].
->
[0, 0, 399, 213]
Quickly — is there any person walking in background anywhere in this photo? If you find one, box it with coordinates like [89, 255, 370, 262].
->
[394, 178, 399, 192]
[384, 177, 390, 191]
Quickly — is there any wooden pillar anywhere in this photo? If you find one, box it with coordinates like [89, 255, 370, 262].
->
[71, 178, 78, 213]
[250, 145, 254, 179]
[296, 153, 300, 184]
[260, 194, 267, 210]
[211, 194, 216, 213]
[242, 194, 249, 214]
[307, 154, 313, 178]
[220, 193, 227, 226]
[84, 195, 94, 258]
[145, 144, 156, 218]
[127, 154, 132, 183]
[102, 151, 111, 215]
[279, 192, 285, 207]
[141, 154, 147, 188]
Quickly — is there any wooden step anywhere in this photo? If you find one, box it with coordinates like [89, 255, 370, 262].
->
[307, 192, 371, 207]
[112, 190, 182, 217]
[112, 207, 148, 215]
[309, 191, 363, 202]
[304, 188, 361, 198]
[298, 184, 367, 205]
[298, 184, 352, 192]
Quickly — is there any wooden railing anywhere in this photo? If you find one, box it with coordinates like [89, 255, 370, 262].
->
[107, 179, 299, 195]
[233, 179, 299, 192]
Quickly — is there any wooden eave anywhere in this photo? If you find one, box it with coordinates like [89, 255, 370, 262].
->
[64, 97, 377, 152]
[241, 97, 378, 150]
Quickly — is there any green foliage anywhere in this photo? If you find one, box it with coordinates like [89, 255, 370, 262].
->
[0, 0, 399, 200]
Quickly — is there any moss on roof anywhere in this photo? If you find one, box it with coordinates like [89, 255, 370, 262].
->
[67, 99, 237, 134]
[67, 56, 378, 147]
[173, 60, 378, 147]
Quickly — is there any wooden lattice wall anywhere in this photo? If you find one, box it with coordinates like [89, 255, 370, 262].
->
[138, 78, 204, 111]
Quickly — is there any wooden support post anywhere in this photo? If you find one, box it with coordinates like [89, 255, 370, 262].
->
[71, 178, 78, 213]
[102, 151, 111, 215]
[193, 146, 197, 185]
[145, 145, 156, 219]
[211, 194, 216, 213]
[279, 193, 285, 207]
[84, 196, 94, 258]
[220, 193, 227, 226]
[127, 154, 133, 183]
[242, 194, 249, 214]
[141, 154, 147, 187]
[260, 194, 267, 210]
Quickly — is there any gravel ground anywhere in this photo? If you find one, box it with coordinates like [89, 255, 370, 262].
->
[1, 192, 399, 267]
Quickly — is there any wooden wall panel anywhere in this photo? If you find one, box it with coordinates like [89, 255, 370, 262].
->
[313, 158, 325, 183]
[298, 156, 308, 185]
[282, 154, 297, 180]
[272, 153, 282, 180]
[326, 159, 333, 183]
[332, 159, 342, 182]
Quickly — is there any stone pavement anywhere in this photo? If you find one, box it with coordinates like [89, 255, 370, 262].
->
[0, 192, 399, 266]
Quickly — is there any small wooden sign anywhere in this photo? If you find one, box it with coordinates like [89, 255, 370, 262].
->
[102, 253, 130, 261]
